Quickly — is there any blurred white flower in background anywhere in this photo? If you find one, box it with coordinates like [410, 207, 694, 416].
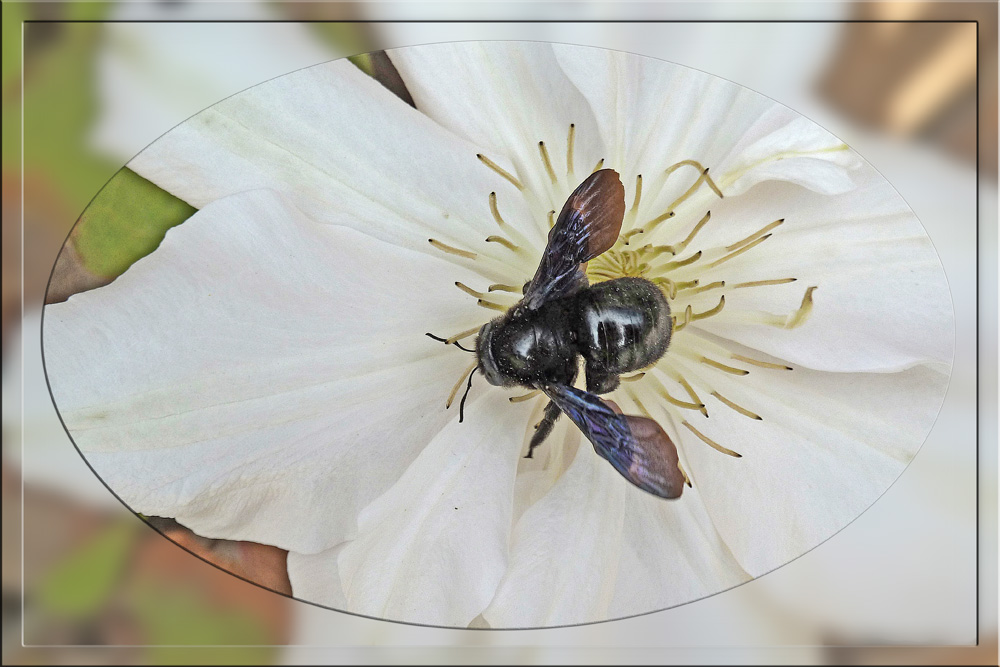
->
[42, 42, 953, 628]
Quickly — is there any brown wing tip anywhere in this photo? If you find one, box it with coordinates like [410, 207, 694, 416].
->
[566, 169, 625, 258]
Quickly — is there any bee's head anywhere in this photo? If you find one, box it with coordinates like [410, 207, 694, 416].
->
[475, 320, 506, 386]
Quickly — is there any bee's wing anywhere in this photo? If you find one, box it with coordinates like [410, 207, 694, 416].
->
[542, 383, 685, 499]
[522, 169, 625, 310]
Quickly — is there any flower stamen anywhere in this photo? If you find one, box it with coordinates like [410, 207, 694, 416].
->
[691, 295, 726, 321]
[731, 354, 793, 371]
[547, 210, 556, 228]
[446, 359, 479, 408]
[621, 372, 646, 382]
[591, 158, 605, 173]
[485, 235, 521, 252]
[683, 421, 742, 457]
[445, 326, 481, 345]
[488, 192, 511, 228]
[699, 356, 749, 376]
[711, 391, 762, 420]
[733, 278, 798, 288]
[662, 211, 712, 255]
[647, 374, 704, 411]
[488, 283, 523, 293]
[726, 218, 784, 251]
[429, 238, 477, 259]
[656, 250, 702, 271]
[706, 234, 771, 269]
[477, 153, 524, 190]
[684, 280, 725, 296]
[509, 390, 541, 403]
[630, 174, 643, 213]
[566, 123, 576, 177]
[538, 141, 558, 184]
[454, 281, 486, 298]
[477, 299, 508, 312]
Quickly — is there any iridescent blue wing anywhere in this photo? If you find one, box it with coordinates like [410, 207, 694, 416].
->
[522, 169, 625, 310]
[543, 383, 685, 499]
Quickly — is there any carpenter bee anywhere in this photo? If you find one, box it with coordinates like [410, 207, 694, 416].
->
[476, 169, 684, 500]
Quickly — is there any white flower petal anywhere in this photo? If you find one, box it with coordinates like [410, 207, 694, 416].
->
[44, 190, 486, 554]
[389, 42, 606, 216]
[686, 177, 954, 372]
[483, 440, 749, 627]
[287, 544, 348, 610]
[669, 351, 949, 576]
[337, 391, 532, 627]
[716, 109, 862, 196]
[551, 44, 765, 181]
[128, 57, 538, 269]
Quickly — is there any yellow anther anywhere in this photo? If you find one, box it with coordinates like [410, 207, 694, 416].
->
[591, 158, 605, 173]
[488, 192, 509, 228]
[488, 283, 522, 293]
[446, 359, 479, 408]
[445, 326, 481, 345]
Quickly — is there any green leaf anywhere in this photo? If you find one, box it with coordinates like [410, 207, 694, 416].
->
[73, 167, 196, 279]
[129, 582, 277, 664]
[36, 519, 137, 617]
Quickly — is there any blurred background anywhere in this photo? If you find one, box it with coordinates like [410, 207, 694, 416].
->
[2, 1, 995, 664]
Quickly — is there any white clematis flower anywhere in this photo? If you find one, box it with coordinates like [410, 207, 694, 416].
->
[42, 42, 954, 628]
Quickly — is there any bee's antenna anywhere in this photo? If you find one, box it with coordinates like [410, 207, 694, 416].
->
[458, 366, 477, 423]
[426, 332, 475, 353]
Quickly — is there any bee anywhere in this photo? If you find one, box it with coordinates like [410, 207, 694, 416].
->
[432, 169, 684, 499]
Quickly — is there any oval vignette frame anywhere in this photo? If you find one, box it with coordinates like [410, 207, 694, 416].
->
[39, 40, 956, 631]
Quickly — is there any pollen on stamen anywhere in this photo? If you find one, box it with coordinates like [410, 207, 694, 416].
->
[429, 238, 477, 259]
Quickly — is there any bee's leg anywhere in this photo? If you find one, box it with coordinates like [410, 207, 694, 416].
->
[586, 362, 621, 395]
[526, 401, 562, 459]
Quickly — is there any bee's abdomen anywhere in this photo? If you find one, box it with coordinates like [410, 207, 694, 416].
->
[575, 277, 671, 373]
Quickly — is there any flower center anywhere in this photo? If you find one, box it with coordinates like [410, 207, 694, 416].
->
[426, 124, 819, 484]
